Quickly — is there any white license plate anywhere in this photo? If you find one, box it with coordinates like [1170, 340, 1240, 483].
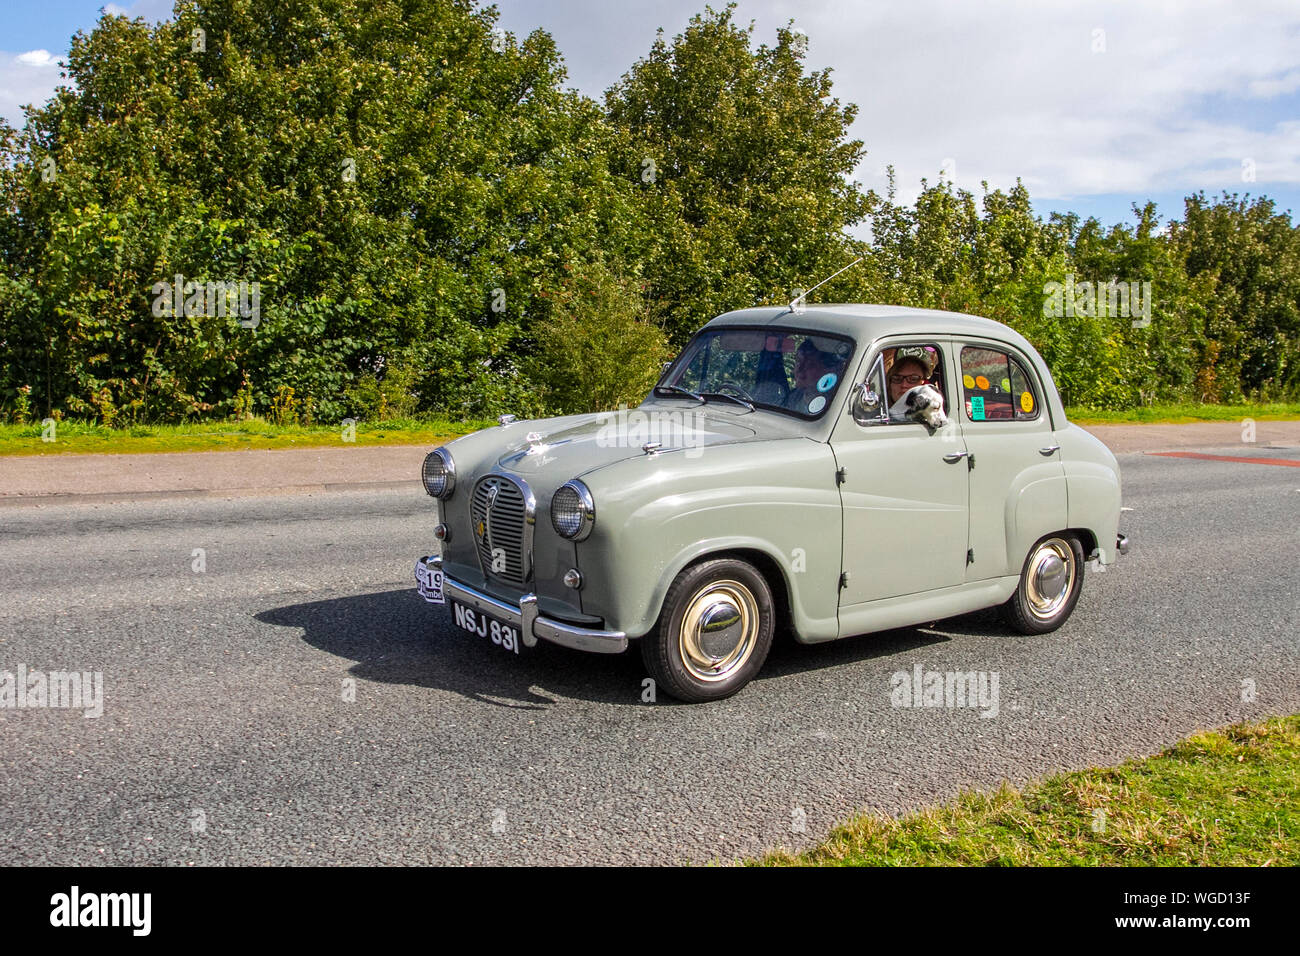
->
[451, 600, 521, 655]
[415, 560, 445, 604]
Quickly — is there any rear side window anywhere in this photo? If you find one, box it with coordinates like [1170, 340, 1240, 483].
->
[960, 347, 1040, 422]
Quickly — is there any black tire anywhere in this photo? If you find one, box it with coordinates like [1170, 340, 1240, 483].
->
[641, 557, 776, 703]
[1001, 533, 1085, 635]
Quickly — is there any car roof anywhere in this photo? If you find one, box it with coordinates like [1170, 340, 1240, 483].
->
[703, 304, 1036, 352]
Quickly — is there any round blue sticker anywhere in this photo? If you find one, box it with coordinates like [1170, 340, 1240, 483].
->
[816, 373, 837, 393]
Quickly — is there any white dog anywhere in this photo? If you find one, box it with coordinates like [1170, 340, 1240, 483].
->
[889, 384, 948, 430]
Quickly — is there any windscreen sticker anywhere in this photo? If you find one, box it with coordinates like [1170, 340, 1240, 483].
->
[1020, 391, 1034, 413]
[1001, 377, 1011, 392]
[975, 375, 990, 390]
[962, 373, 975, 389]
[808, 395, 827, 414]
[971, 396, 986, 420]
[817, 372, 837, 393]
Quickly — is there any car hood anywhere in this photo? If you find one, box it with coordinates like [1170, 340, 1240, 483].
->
[493, 403, 807, 480]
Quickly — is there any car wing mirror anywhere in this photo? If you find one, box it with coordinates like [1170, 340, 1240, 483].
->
[851, 382, 885, 425]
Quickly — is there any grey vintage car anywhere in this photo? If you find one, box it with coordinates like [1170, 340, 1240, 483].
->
[415, 304, 1128, 702]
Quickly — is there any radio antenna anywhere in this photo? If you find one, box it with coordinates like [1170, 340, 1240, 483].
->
[789, 256, 864, 313]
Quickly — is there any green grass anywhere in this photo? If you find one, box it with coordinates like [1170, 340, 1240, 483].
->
[758, 715, 1300, 866]
[0, 416, 490, 456]
[1066, 402, 1300, 425]
[3, 401, 1297, 455]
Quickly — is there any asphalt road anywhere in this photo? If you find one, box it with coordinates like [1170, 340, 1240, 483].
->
[1, 447, 1297, 865]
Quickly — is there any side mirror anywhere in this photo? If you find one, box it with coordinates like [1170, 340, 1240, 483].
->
[851, 382, 884, 425]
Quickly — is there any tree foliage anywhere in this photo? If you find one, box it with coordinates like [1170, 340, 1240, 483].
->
[606, 5, 870, 343]
[1, 1, 1297, 423]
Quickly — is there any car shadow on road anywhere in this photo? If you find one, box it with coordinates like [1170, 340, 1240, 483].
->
[756, 608, 1003, 684]
[257, 587, 1005, 707]
[256, 587, 647, 709]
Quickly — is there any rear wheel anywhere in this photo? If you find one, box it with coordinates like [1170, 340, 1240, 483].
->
[641, 558, 775, 703]
[1001, 534, 1085, 634]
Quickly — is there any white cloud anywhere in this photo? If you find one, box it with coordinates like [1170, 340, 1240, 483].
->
[1248, 70, 1300, 99]
[103, 4, 130, 15]
[501, 0, 1300, 208]
[14, 49, 55, 67]
[0, 50, 64, 129]
[751, 0, 1300, 205]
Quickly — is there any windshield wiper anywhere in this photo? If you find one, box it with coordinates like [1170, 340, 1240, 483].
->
[699, 392, 754, 411]
[656, 384, 706, 403]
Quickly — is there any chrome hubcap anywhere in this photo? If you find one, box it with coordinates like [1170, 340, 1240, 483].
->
[678, 580, 759, 682]
[1025, 538, 1075, 621]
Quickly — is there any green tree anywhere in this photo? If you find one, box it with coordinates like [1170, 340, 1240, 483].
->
[1171, 192, 1300, 401]
[525, 262, 670, 413]
[606, 4, 870, 343]
[0, 0, 644, 422]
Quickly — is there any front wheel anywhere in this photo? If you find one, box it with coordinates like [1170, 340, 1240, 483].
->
[641, 558, 775, 703]
[1001, 534, 1085, 634]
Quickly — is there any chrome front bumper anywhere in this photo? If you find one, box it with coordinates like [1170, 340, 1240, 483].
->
[416, 555, 628, 655]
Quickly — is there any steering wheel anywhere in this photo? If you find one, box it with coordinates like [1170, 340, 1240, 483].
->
[711, 380, 757, 403]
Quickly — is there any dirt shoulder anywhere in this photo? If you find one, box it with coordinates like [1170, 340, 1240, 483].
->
[2, 420, 1298, 504]
[0, 444, 429, 504]
[1082, 419, 1300, 454]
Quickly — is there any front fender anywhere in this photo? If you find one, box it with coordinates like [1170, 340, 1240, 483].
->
[572, 440, 842, 640]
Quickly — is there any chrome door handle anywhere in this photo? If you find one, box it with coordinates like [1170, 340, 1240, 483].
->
[1039, 445, 1061, 456]
[943, 451, 969, 463]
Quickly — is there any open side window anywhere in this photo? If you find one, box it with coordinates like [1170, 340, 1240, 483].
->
[852, 342, 949, 426]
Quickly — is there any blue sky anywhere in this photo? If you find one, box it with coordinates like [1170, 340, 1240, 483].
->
[3, 0, 1297, 229]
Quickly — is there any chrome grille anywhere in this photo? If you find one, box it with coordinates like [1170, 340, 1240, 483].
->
[470, 474, 533, 586]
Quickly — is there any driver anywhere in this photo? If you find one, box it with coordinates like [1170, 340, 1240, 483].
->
[887, 347, 935, 421]
[785, 339, 838, 411]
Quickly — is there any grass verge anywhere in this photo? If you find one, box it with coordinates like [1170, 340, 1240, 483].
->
[1066, 402, 1300, 425]
[3, 402, 1297, 455]
[758, 715, 1299, 866]
[0, 416, 489, 456]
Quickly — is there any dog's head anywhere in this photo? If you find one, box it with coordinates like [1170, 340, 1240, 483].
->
[890, 384, 948, 430]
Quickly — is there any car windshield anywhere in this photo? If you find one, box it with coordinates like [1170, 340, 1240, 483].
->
[657, 326, 856, 419]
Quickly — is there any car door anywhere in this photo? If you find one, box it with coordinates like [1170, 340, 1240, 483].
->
[955, 340, 1068, 581]
[831, 338, 970, 609]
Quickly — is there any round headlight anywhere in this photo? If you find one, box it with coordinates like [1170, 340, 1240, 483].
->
[551, 480, 595, 540]
[422, 448, 456, 499]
